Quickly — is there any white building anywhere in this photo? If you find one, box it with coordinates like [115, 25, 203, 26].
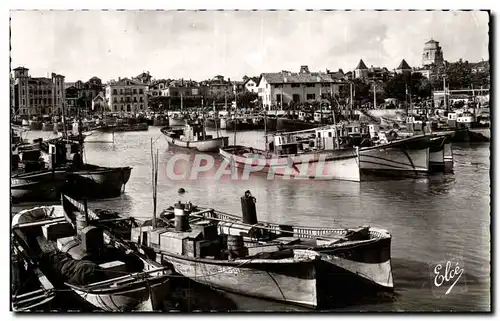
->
[105, 78, 148, 113]
[257, 65, 346, 109]
[12, 67, 66, 118]
[149, 80, 169, 97]
[243, 77, 259, 93]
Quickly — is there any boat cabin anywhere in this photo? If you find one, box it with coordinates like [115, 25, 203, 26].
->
[168, 124, 213, 142]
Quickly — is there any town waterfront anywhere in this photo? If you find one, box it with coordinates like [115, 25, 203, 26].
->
[13, 128, 490, 312]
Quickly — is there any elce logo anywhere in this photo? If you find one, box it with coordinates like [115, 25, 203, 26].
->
[429, 256, 468, 298]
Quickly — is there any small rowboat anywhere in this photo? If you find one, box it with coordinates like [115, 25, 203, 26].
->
[11, 195, 172, 312]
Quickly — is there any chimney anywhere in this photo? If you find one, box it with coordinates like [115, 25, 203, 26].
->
[299, 65, 310, 74]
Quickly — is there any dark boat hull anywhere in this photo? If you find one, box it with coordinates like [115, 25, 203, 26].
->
[157, 250, 324, 308]
[11, 170, 68, 203]
[277, 118, 317, 132]
[66, 166, 132, 198]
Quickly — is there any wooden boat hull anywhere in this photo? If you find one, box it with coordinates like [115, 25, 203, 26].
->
[277, 118, 317, 132]
[359, 136, 430, 178]
[265, 117, 277, 131]
[11, 170, 68, 202]
[169, 117, 187, 127]
[158, 251, 323, 308]
[219, 146, 361, 181]
[164, 134, 229, 153]
[70, 274, 170, 311]
[67, 166, 132, 198]
[203, 118, 220, 129]
[12, 200, 172, 312]
[226, 119, 258, 131]
[96, 123, 148, 133]
[11, 245, 56, 312]
[42, 123, 54, 131]
[197, 209, 394, 292]
[429, 135, 453, 173]
[314, 231, 393, 289]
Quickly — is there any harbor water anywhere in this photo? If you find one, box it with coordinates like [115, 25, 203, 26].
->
[16, 128, 491, 311]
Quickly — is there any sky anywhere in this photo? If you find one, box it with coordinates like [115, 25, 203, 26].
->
[10, 10, 490, 83]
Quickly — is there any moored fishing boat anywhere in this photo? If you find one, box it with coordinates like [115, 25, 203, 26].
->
[429, 135, 453, 172]
[11, 195, 172, 312]
[11, 129, 132, 202]
[276, 117, 317, 132]
[161, 123, 229, 153]
[220, 124, 432, 181]
[66, 164, 132, 198]
[11, 169, 68, 202]
[11, 241, 56, 311]
[130, 203, 327, 308]
[357, 133, 431, 178]
[131, 192, 393, 307]
[192, 192, 392, 291]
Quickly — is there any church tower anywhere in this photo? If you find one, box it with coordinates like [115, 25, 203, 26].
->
[422, 39, 444, 67]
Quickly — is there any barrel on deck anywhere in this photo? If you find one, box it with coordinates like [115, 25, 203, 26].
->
[174, 202, 190, 232]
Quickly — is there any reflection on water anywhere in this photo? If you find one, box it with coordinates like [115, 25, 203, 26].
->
[19, 129, 491, 311]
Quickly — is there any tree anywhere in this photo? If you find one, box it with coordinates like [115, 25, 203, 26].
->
[236, 91, 258, 109]
[352, 79, 372, 105]
[384, 72, 430, 103]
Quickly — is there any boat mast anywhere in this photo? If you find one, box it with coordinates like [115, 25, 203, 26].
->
[443, 75, 448, 111]
[180, 92, 183, 113]
[213, 100, 219, 138]
[150, 138, 158, 229]
[264, 103, 268, 152]
[201, 98, 206, 141]
[233, 84, 237, 146]
[349, 82, 353, 120]
[319, 85, 323, 125]
[373, 82, 377, 110]
[61, 100, 68, 141]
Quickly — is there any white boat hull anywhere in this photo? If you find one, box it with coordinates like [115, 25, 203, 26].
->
[166, 136, 229, 152]
[158, 251, 322, 308]
[219, 147, 361, 181]
[359, 136, 430, 177]
[70, 277, 170, 312]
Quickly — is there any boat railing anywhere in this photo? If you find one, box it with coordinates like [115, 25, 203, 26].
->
[194, 208, 390, 241]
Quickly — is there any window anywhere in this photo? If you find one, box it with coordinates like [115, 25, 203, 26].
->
[306, 84, 315, 88]
[276, 94, 282, 103]
[113, 98, 117, 103]
[291, 84, 300, 88]
[120, 97, 124, 102]
[306, 94, 315, 100]
[133, 89, 137, 94]
[113, 89, 117, 95]
[120, 89, 124, 94]
[139, 89, 144, 94]
[140, 104, 143, 109]
[328, 132, 332, 137]
[133, 97, 137, 102]
[121, 105, 124, 111]
[322, 83, 330, 88]
[292, 94, 300, 103]
[127, 104, 131, 112]
[140, 97, 143, 102]
[321, 93, 328, 99]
